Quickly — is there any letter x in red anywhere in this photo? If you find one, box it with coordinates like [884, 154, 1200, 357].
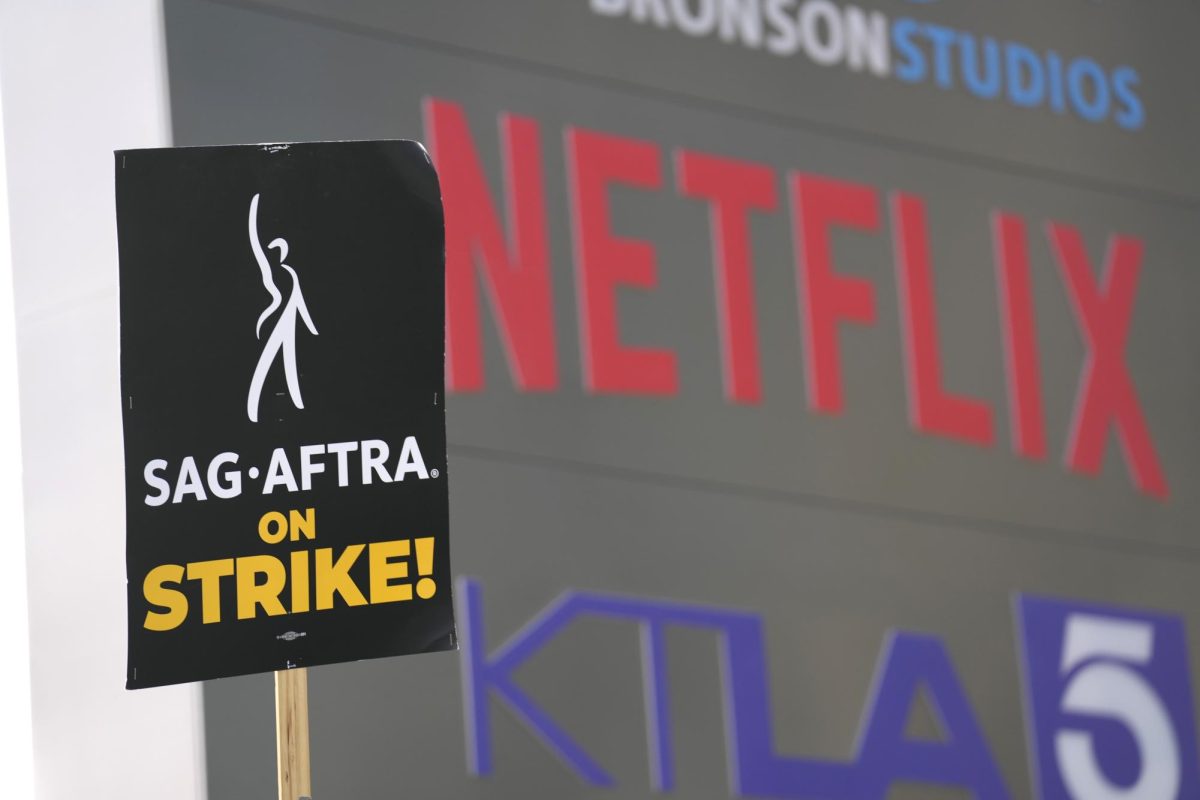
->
[1049, 224, 1167, 499]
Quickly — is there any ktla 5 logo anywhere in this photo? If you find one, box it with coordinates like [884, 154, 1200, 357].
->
[1018, 596, 1200, 800]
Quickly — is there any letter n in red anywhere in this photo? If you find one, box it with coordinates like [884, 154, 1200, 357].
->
[423, 97, 557, 393]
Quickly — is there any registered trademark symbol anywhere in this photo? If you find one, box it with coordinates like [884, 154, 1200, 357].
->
[431, 468, 440, 478]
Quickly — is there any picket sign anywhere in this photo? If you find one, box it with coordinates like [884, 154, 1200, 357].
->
[116, 141, 456, 798]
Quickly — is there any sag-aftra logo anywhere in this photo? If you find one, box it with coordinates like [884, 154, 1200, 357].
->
[141, 191, 432, 507]
[137, 188, 439, 632]
[246, 192, 319, 424]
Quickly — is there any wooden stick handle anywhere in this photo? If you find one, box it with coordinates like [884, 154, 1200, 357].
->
[275, 668, 312, 800]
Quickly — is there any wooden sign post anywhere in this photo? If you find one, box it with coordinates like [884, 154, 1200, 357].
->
[275, 668, 312, 800]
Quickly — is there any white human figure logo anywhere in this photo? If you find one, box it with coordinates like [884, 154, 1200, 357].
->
[246, 193, 318, 423]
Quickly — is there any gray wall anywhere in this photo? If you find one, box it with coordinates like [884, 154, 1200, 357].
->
[162, 1, 1200, 797]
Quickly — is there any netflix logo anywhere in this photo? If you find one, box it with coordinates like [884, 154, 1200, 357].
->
[423, 97, 1168, 500]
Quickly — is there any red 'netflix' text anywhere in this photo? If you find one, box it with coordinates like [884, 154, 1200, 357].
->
[423, 97, 1169, 500]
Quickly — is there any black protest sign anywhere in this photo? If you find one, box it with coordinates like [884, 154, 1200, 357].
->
[117, 141, 454, 689]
